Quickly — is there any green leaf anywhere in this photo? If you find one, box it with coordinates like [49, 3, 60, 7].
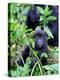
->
[44, 6, 52, 17]
[41, 52, 48, 58]
[37, 7, 45, 14]
[46, 10, 53, 16]
[10, 66, 23, 77]
[44, 26, 54, 38]
[40, 16, 43, 21]
[21, 6, 31, 15]
[26, 28, 33, 33]
[21, 63, 31, 76]
[43, 64, 59, 74]
[45, 5, 49, 13]
[47, 16, 57, 21]
[32, 64, 40, 76]
[9, 22, 20, 31]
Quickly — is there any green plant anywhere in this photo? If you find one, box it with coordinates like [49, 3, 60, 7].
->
[8, 4, 59, 77]
[38, 6, 57, 39]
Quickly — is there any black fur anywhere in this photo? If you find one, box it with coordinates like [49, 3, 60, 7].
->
[26, 5, 40, 30]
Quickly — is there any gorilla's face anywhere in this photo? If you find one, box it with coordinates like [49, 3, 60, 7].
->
[35, 34, 45, 48]
[34, 28, 47, 50]
[29, 9, 39, 22]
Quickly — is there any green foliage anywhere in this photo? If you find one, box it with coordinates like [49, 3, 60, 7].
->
[8, 3, 59, 77]
[32, 64, 41, 76]
[16, 23, 31, 46]
[41, 52, 48, 58]
[21, 6, 31, 15]
[21, 63, 31, 76]
[9, 66, 23, 77]
[43, 64, 59, 75]
[31, 61, 43, 76]
[8, 4, 33, 59]
[48, 47, 59, 64]
[8, 58, 31, 77]
[38, 5, 57, 39]
[38, 6, 57, 24]
[44, 26, 54, 39]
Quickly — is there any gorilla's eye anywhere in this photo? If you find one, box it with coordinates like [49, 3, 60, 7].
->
[37, 34, 43, 38]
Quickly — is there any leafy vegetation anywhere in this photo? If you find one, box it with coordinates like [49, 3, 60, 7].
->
[38, 6, 57, 39]
[8, 3, 59, 77]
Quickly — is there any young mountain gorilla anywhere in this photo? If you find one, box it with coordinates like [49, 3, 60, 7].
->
[31, 27, 48, 65]
[17, 27, 48, 66]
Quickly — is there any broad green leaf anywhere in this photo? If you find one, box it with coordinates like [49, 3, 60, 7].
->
[37, 7, 45, 14]
[44, 26, 54, 38]
[21, 6, 31, 15]
[43, 64, 59, 74]
[45, 10, 53, 17]
[45, 5, 49, 13]
[47, 16, 57, 21]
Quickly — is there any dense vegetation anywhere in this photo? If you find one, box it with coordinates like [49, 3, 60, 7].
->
[8, 3, 59, 77]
